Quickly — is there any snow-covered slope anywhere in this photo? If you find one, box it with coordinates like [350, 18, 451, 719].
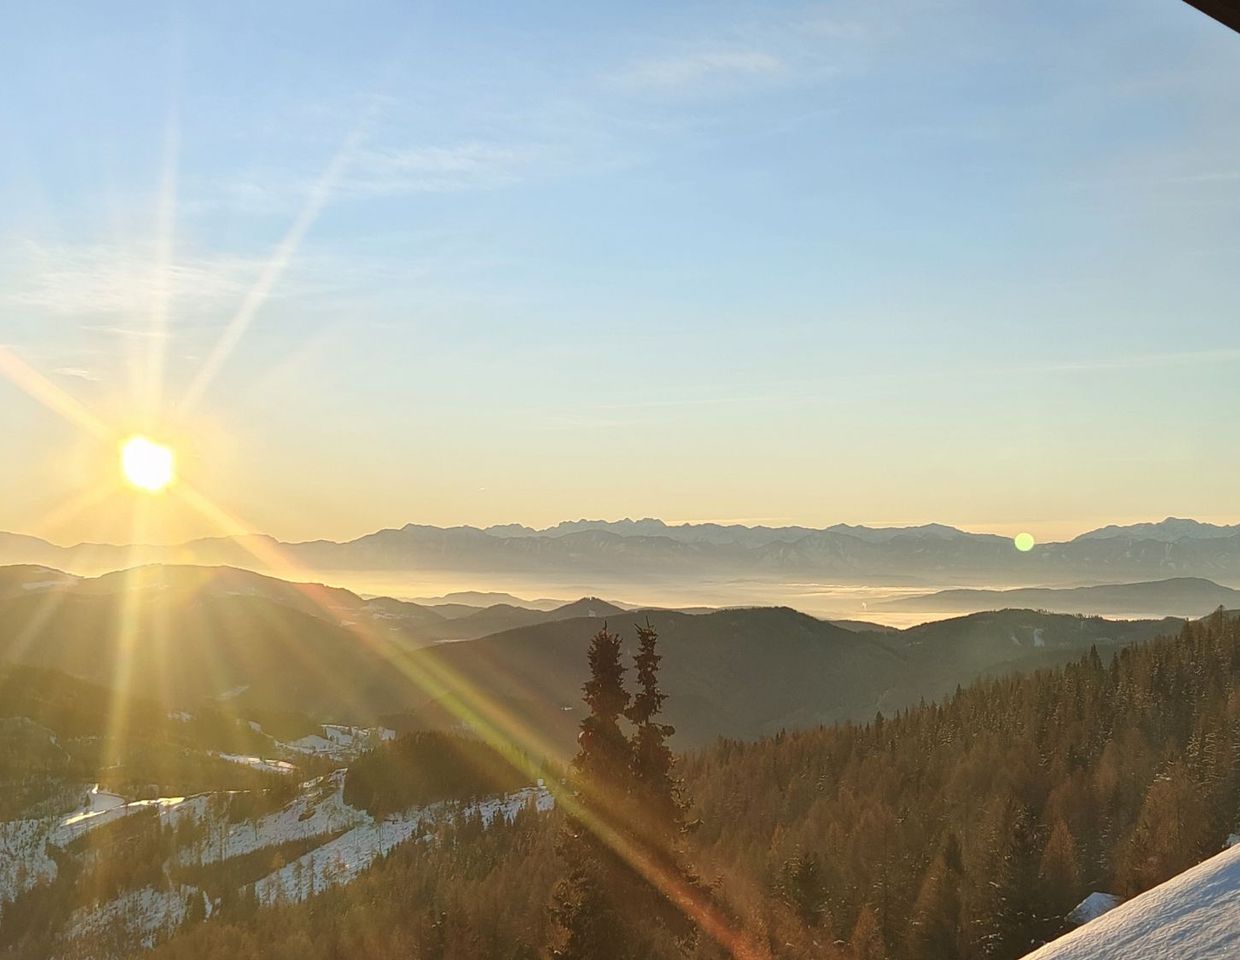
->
[0, 819, 59, 904]
[194, 770, 364, 864]
[65, 886, 203, 950]
[1021, 843, 1240, 959]
[253, 785, 553, 905]
[30, 771, 554, 954]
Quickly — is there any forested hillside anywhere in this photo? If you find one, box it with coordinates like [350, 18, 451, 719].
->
[136, 611, 1240, 960]
[0, 562, 1177, 750]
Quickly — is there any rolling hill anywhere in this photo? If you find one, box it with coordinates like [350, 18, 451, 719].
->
[883, 577, 1240, 618]
[0, 564, 1182, 754]
[392, 607, 1176, 751]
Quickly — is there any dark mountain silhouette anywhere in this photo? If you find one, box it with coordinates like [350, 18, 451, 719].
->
[392, 607, 1175, 751]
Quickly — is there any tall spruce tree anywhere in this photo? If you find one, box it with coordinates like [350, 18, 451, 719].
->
[550, 626, 633, 960]
[627, 621, 682, 842]
[624, 622, 700, 951]
[551, 622, 706, 958]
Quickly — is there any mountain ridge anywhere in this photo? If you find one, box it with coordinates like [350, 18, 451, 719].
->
[0, 562, 1183, 750]
[5, 517, 1240, 586]
[884, 576, 1240, 618]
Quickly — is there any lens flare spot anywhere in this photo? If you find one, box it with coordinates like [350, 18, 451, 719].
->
[1014, 531, 1036, 552]
[121, 436, 175, 492]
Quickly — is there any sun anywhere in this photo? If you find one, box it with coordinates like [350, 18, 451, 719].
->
[120, 435, 176, 493]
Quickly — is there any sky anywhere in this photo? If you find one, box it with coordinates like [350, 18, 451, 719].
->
[1, 0, 1238, 546]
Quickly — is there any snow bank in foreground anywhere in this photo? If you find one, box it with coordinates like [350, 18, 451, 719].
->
[1021, 843, 1240, 960]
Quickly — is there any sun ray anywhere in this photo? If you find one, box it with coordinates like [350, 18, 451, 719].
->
[156, 480, 764, 956]
[176, 121, 367, 416]
[0, 346, 111, 439]
[25, 485, 118, 547]
[139, 103, 180, 421]
[102, 499, 154, 772]
[170, 482, 395, 722]
[4, 579, 75, 671]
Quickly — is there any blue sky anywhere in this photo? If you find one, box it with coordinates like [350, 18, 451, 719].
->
[1, 0, 1238, 543]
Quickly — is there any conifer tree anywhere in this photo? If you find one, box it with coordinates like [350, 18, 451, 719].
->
[905, 850, 960, 960]
[851, 903, 887, 960]
[1036, 819, 1081, 940]
[626, 621, 680, 837]
[624, 622, 702, 950]
[780, 853, 828, 929]
[550, 626, 633, 960]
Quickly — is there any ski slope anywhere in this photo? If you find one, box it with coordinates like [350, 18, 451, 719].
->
[1022, 842, 1240, 959]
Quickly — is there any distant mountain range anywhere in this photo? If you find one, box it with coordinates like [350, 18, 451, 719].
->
[884, 577, 1240, 618]
[0, 562, 1184, 751]
[1072, 517, 1240, 542]
[3, 517, 1239, 587]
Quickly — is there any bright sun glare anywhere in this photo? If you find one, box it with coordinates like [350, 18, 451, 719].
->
[120, 435, 176, 493]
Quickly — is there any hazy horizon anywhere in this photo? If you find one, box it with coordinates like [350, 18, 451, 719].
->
[5, 511, 1240, 550]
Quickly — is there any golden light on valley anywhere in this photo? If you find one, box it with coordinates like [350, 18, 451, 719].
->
[120, 435, 176, 493]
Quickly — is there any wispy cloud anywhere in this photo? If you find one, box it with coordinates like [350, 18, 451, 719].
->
[610, 50, 784, 92]
[189, 140, 551, 217]
[345, 142, 547, 195]
[79, 324, 173, 341]
[52, 366, 101, 382]
[3, 241, 261, 319]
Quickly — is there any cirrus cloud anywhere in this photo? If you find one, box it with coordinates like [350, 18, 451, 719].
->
[610, 50, 785, 92]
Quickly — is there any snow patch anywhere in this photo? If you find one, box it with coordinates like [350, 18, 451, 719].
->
[195, 771, 365, 865]
[59, 784, 126, 827]
[213, 753, 297, 775]
[1021, 843, 1240, 960]
[282, 723, 396, 760]
[0, 819, 58, 904]
[65, 885, 197, 950]
[1067, 892, 1123, 926]
[51, 789, 208, 846]
[252, 785, 553, 905]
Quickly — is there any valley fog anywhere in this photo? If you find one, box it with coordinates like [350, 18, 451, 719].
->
[311, 569, 1206, 629]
